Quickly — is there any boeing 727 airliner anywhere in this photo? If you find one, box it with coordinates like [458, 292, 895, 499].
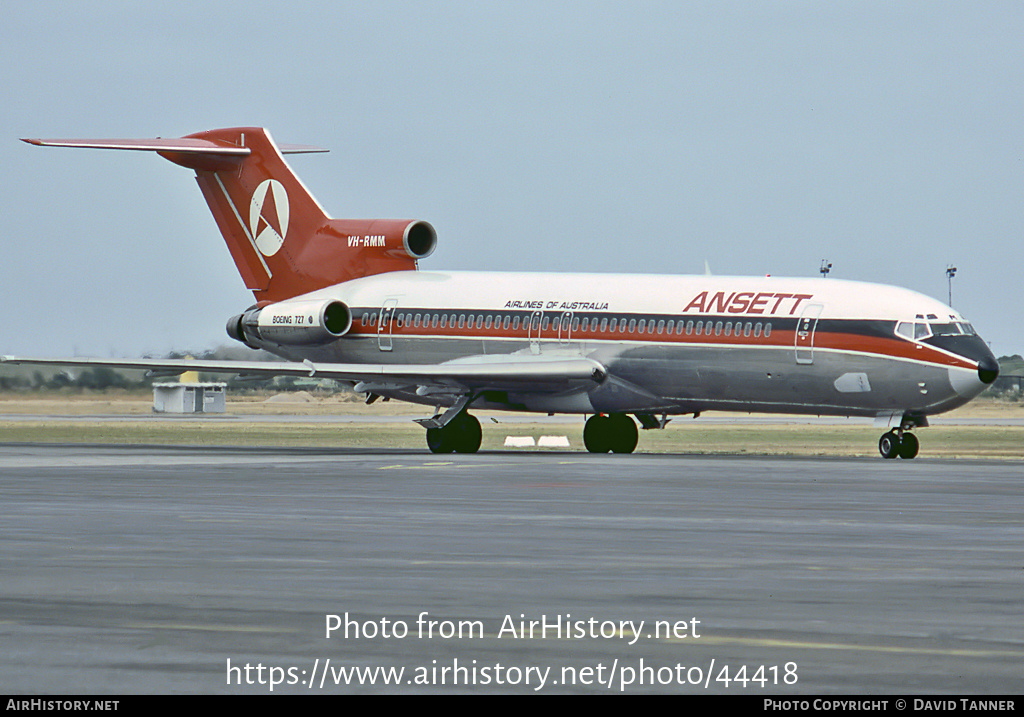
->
[6, 127, 999, 458]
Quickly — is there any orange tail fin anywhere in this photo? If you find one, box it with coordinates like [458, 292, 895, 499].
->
[23, 127, 436, 302]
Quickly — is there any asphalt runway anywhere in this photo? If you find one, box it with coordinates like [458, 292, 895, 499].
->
[2, 413, 1023, 425]
[1, 444, 1022, 694]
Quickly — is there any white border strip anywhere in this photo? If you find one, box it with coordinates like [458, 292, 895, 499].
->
[214, 174, 272, 280]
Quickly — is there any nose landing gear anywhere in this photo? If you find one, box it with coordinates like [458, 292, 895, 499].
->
[878, 429, 919, 459]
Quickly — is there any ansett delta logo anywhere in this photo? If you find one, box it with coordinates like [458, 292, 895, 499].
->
[250, 179, 289, 256]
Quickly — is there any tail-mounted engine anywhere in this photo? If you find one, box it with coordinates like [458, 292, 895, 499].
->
[227, 298, 352, 347]
[330, 219, 437, 260]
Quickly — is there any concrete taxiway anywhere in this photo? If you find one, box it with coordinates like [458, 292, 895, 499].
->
[1, 444, 1022, 693]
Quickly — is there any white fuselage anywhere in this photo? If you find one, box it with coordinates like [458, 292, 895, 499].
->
[252, 270, 996, 420]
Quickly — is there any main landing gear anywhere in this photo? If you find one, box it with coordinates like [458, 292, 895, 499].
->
[424, 411, 641, 454]
[426, 412, 483, 454]
[583, 413, 639, 454]
[878, 429, 919, 460]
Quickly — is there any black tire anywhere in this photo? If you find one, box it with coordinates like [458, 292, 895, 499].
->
[583, 415, 611, 453]
[898, 432, 919, 459]
[452, 413, 482, 454]
[608, 413, 639, 454]
[878, 431, 901, 459]
[426, 427, 453, 454]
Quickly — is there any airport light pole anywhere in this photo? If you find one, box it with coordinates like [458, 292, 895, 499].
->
[946, 265, 957, 307]
[819, 259, 832, 278]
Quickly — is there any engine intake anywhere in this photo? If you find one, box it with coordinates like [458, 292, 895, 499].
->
[403, 220, 436, 259]
[227, 298, 352, 347]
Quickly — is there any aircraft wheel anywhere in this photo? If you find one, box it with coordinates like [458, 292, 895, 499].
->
[607, 413, 639, 454]
[878, 431, 901, 459]
[898, 432, 919, 459]
[583, 415, 611, 453]
[427, 414, 482, 454]
[426, 426, 453, 454]
[451, 413, 482, 454]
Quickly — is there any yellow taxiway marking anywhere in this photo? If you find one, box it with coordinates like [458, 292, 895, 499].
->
[669, 635, 1024, 659]
[125, 622, 298, 634]
[378, 462, 506, 470]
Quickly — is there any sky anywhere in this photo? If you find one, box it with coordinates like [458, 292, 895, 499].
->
[2, 1, 1022, 357]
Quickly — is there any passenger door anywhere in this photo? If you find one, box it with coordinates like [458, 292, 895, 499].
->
[528, 310, 544, 354]
[795, 303, 824, 364]
[378, 299, 398, 352]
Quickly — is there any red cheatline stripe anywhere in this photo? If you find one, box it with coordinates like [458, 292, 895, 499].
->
[347, 322, 976, 370]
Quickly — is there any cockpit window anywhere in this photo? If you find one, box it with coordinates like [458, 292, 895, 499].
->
[896, 321, 932, 340]
[897, 318, 976, 341]
[930, 322, 963, 336]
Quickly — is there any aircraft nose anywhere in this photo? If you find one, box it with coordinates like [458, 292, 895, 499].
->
[977, 355, 999, 385]
[944, 336, 999, 398]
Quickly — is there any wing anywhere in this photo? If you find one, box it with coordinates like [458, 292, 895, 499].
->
[0, 354, 607, 395]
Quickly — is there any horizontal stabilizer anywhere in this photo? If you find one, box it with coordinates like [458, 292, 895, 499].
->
[21, 137, 326, 155]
